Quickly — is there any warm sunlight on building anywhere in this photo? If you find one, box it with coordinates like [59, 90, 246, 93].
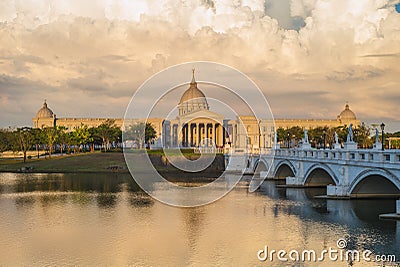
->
[33, 70, 360, 149]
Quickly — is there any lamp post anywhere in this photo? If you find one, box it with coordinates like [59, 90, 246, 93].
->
[292, 134, 296, 148]
[287, 132, 290, 148]
[323, 130, 326, 150]
[380, 122, 385, 151]
[320, 135, 322, 149]
[258, 120, 262, 153]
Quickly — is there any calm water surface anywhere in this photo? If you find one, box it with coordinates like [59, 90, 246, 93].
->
[0, 173, 398, 266]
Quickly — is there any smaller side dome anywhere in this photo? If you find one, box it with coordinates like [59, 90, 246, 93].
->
[36, 100, 54, 118]
[339, 104, 356, 121]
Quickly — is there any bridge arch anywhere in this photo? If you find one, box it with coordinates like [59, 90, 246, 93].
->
[253, 158, 268, 173]
[274, 160, 296, 179]
[349, 169, 400, 198]
[303, 164, 338, 186]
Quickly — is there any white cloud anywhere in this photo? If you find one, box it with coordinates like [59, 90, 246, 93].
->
[0, 0, 399, 128]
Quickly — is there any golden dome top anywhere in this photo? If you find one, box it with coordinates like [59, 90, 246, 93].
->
[36, 100, 54, 118]
[339, 104, 356, 121]
[178, 69, 209, 115]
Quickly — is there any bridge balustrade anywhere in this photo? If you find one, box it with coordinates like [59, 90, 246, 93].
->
[271, 148, 400, 165]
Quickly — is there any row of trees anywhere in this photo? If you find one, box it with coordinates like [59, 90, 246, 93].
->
[124, 122, 157, 149]
[0, 119, 122, 162]
[276, 123, 385, 149]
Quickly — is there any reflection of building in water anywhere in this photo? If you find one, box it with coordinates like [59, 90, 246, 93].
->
[33, 70, 360, 149]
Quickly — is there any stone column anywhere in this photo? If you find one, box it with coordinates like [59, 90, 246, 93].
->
[185, 124, 188, 147]
[196, 123, 199, 147]
[206, 123, 210, 146]
[233, 124, 237, 148]
[211, 124, 214, 146]
[210, 123, 213, 145]
[223, 120, 229, 147]
[199, 123, 203, 146]
[213, 123, 217, 146]
[223, 126, 226, 146]
[181, 125, 185, 147]
[188, 123, 192, 147]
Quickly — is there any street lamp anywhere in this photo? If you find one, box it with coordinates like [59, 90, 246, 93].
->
[258, 120, 262, 152]
[287, 132, 290, 148]
[380, 122, 385, 151]
[323, 130, 326, 150]
[292, 134, 296, 148]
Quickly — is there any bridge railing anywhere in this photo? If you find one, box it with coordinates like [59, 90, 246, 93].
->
[273, 148, 400, 165]
[193, 147, 225, 154]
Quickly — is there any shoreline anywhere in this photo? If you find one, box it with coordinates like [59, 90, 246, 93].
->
[0, 152, 225, 177]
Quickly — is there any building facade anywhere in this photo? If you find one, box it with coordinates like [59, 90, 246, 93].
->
[33, 71, 360, 149]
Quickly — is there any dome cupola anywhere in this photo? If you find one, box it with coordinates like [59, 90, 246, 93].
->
[339, 103, 356, 121]
[178, 69, 209, 116]
[36, 100, 54, 118]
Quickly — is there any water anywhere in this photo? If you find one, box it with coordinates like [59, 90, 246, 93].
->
[0, 173, 398, 266]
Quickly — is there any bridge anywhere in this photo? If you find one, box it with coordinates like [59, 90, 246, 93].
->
[225, 146, 400, 199]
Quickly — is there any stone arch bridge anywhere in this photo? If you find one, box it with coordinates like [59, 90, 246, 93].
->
[226, 148, 400, 198]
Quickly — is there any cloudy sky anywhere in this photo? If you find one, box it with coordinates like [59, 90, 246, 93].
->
[1, 0, 400, 131]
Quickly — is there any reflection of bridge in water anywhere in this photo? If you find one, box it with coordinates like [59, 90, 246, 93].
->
[254, 179, 400, 253]
[225, 147, 400, 215]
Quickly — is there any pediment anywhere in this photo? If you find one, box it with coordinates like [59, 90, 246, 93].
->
[178, 109, 225, 124]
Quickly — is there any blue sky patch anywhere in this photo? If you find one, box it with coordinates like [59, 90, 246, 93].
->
[395, 3, 400, 13]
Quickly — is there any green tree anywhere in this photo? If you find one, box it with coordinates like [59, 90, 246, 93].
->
[72, 124, 93, 153]
[31, 128, 44, 158]
[354, 122, 373, 148]
[94, 119, 119, 152]
[65, 132, 75, 154]
[14, 127, 34, 163]
[43, 126, 60, 158]
[89, 127, 101, 152]
[307, 126, 328, 147]
[334, 125, 348, 144]
[56, 126, 68, 155]
[125, 122, 156, 149]
[276, 127, 286, 143]
[0, 129, 12, 152]
[145, 123, 156, 147]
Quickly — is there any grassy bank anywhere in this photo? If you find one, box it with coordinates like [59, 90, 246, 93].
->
[0, 152, 128, 173]
[0, 150, 225, 176]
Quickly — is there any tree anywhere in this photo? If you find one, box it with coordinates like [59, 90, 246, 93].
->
[126, 123, 145, 149]
[276, 127, 286, 143]
[0, 129, 12, 152]
[43, 126, 60, 158]
[73, 125, 93, 152]
[94, 119, 119, 152]
[89, 127, 101, 152]
[56, 126, 68, 155]
[334, 125, 348, 144]
[31, 128, 44, 158]
[14, 127, 34, 163]
[125, 122, 156, 149]
[145, 123, 156, 147]
[65, 132, 75, 154]
[0, 130, 8, 152]
[354, 122, 373, 148]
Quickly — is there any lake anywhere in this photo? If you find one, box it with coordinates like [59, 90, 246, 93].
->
[0, 172, 398, 266]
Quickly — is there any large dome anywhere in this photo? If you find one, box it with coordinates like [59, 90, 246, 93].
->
[339, 104, 356, 121]
[179, 84, 207, 104]
[178, 69, 209, 116]
[36, 100, 54, 118]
